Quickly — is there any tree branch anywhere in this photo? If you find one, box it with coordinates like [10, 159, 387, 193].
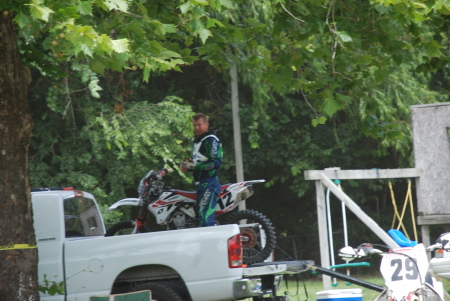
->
[280, 2, 305, 23]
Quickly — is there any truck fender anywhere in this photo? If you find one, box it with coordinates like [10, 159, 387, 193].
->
[106, 198, 140, 212]
[112, 264, 190, 299]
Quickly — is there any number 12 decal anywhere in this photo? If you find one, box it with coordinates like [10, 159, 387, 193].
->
[391, 258, 419, 281]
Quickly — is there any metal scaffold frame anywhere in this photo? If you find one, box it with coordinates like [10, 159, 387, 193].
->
[304, 167, 423, 290]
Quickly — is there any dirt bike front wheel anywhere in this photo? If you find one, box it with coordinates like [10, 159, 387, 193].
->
[224, 209, 276, 265]
[105, 220, 150, 236]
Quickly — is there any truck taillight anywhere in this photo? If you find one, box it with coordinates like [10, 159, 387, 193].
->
[436, 249, 444, 258]
[228, 234, 243, 268]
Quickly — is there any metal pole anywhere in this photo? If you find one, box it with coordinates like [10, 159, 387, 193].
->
[316, 180, 332, 290]
[230, 64, 245, 210]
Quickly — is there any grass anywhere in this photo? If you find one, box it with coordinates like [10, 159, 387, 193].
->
[243, 273, 450, 301]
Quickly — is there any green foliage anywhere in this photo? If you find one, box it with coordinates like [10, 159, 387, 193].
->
[9, 0, 450, 138]
[14, 0, 450, 264]
[38, 274, 64, 296]
[29, 65, 194, 206]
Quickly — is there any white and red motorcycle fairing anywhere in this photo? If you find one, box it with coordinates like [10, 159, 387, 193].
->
[106, 169, 276, 265]
[107, 180, 264, 226]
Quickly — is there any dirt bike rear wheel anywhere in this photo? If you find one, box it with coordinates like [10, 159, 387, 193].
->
[105, 220, 150, 236]
[225, 209, 276, 265]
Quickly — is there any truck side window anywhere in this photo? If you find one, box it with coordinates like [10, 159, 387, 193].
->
[64, 197, 103, 237]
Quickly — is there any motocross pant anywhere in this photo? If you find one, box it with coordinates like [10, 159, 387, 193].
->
[196, 177, 220, 227]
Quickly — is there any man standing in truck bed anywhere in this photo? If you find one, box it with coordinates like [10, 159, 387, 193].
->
[180, 113, 223, 227]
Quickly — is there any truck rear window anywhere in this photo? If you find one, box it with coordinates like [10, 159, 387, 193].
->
[64, 197, 104, 237]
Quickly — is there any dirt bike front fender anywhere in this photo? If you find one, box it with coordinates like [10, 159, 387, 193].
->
[106, 198, 141, 212]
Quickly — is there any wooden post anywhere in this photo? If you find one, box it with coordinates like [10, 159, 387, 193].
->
[421, 225, 431, 260]
[316, 180, 332, 290]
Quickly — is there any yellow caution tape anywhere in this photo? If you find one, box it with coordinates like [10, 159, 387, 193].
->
[0, 244, 37, 251]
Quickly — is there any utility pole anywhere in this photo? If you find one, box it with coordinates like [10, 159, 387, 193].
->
[230, 64, 246, 210]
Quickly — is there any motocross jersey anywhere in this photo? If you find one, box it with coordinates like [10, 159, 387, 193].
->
[192, 131, 223, 182]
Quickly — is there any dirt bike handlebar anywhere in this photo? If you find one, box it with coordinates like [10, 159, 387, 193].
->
[338, 244, 384, 261]
[243, 180, 265, 186]
[145, 168, 173, 181]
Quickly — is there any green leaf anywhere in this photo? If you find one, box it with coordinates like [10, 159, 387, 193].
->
[80, 44, 94, 57]
[359, 55, 373, 64]
[374, 68, 390, 83]
[192, 0, 208, 5]
[336, 31, 352, 43]
[412, 1, 428, 9]
[111, 39, 130, 53]
[161, 50, 181, 58]
[335, 93, 351, 104]
[206, 18, 215, 28]
[179, 2, 192, 14]
[58, 7, 80, 19]
[97, 34, 114, 54]
[27, 0, 54, 21]
[192, 6, 205, 19]
[219, 0, 234, 9]
[311, 116, 327, 127]
[89, 59, 106, 75]
[386, 130, 404, 140]
[163, 24, 176, 33]
[128, 22, 146, 38]
[207, 18, 224, 28]
[270, 67, 292, 92]
[143, 58, 151, 82]
[412, 11, 427, 22]
[198, 27, 212, 44]
[14, 12, 30, 28]
[322, 97, 342, 117]
[427, 40, 443, 58]
[136, 2, 147, 15]
[76, 1, 93, 15]
[149, 40, 165, 51]
[149, 21, 176, 36]
[102, 0, 129, 12]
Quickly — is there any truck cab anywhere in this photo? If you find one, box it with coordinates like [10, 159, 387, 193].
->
[32, 189, 105, 300]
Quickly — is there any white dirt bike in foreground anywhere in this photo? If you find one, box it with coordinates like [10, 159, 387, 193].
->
[105, 168, 276, 265]
[428, 232, 450, 280]
[339, 243, 444, 301]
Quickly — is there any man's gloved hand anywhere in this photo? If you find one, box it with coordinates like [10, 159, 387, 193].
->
[180, 161, 196, 170]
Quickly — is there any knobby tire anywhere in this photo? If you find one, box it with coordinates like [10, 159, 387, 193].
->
[105, 220, 150, 236]
[225, 209, 276, 265]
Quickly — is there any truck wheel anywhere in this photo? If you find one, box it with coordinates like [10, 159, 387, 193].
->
[130, 283, 184, 301]
[105, 220, 150, 236]
[225, 209, 276, 265]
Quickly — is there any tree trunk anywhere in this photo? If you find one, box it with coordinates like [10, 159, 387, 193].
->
[0, 9, 39, 300]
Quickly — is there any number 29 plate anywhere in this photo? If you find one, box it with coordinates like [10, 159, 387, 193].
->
[380, 244, 428, 300]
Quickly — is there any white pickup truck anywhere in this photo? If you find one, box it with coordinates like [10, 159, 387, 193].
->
[32, 188, 311, 301]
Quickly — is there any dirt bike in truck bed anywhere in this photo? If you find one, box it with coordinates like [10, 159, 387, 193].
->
[105, 168, 277, 265]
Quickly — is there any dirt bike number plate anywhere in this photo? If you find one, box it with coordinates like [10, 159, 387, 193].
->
[379, 244, 429, 300]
